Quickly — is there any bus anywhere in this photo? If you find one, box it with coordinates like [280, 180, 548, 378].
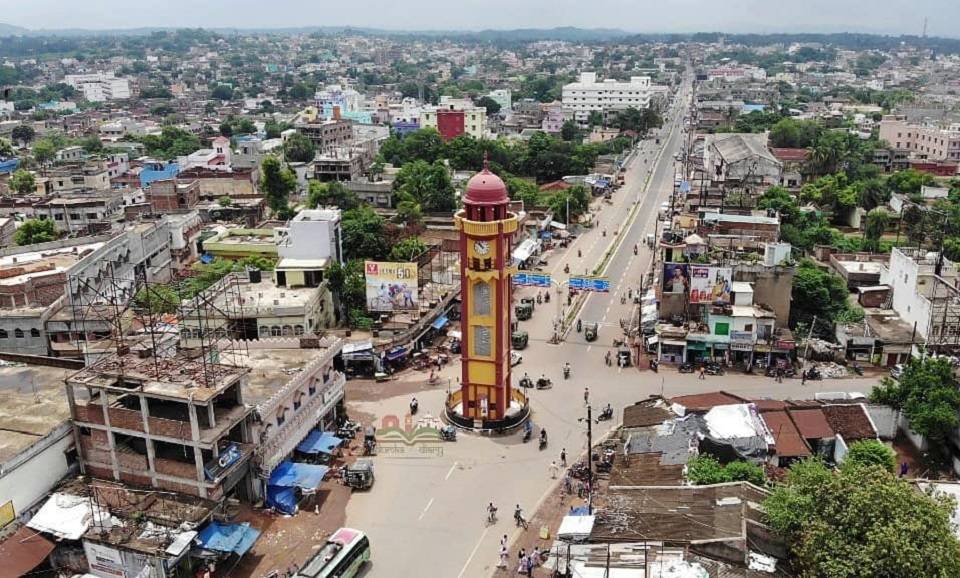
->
[295, 528, 370, 578]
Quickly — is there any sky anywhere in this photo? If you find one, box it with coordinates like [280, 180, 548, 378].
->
[2, 0, 957, 38]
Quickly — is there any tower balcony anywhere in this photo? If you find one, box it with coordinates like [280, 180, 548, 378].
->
[455, 211, 518, 236]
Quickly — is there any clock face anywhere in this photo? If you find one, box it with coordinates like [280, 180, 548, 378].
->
[474, 240, 490, 256]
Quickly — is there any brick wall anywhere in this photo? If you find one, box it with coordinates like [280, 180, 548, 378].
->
[154, 457, 197, 479]
[155, 478, 202, 497]
[149, 416, 193, 440]
[107, 407, 144, 432]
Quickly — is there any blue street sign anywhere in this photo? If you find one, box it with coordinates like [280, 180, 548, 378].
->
[569, 276, 610, 293]
[513, 273, 551, 288]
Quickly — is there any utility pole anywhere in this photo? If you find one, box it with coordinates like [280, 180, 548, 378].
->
[586, 403, 593, 515]
[800, 315, 817, 378]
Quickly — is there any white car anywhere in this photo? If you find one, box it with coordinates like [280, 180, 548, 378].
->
[511, 351, 523, 366]
[890, 364, 904, 379]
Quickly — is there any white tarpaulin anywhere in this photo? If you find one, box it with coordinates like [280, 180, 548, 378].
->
[512, 238, 540, 263]
[28, 493, 112, 541]
[557, 515, 594, 541]
[704, 404, 775, 444]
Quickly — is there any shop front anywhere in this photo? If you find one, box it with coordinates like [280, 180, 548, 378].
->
[659, 339, 686, 363]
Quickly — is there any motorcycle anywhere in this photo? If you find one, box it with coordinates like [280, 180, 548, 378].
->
[564, 263, 570, 274]
[633, 245, 638, 255]
[536, 293, 542, 305]
[597, 406, 613, 421]
[522, 423, 533, 443]
[536, 377, 553, 390]
[804, 368, 822, 381]
[613, 338, 625, 347]
[576, 319, 582, 333]
[678, 362, 695, 374]
[409, 399, 419, 415]
[605, 351, 612, 366]
[519, 376, 534, 390]
[705, 362, 725, 376]
[852, 363, 864, 376]
[539, 436, 548, 451]
[563, 365, 571, 379]
[544, 292, 550, 303]
[336, 419, 361, 439]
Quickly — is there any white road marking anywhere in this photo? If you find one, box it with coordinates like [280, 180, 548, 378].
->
[445, 461, 459, 480]
[586, 345, 592, 352]
[418, 497, 435, 521]
[457, 527, 489, 578]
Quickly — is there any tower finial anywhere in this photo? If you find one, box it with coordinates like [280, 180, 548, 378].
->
[482, 151, 489, 171]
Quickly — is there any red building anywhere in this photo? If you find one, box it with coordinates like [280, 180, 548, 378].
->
[437, 109, 466, 142]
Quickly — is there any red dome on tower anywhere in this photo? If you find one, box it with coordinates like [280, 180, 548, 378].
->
[464, 166, 509, 206]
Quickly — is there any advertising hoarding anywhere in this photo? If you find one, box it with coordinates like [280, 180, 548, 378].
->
[662, 263, 689, 294]
[689, 266, 732, 304]
[364, 261, 419, 312]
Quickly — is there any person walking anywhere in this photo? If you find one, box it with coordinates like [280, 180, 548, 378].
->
[498, 545, 509, 568]
[560, 448, 567, 467]
[583, 387, 590, 405]
[549, 460, 559, 479]
[698, 365, 705, 380]
[563, 473, 573, 495]
[501, 534, 508, 548]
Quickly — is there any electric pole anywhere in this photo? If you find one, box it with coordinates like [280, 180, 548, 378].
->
[586, 403, 593, 515]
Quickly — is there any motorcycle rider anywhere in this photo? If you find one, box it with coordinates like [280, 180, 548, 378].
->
[605, 350, 612, 366]
[633, 244, 638, 255]
[563, 361, 571, 377]
[410, 397, 418, 413]
[539, 428, 548, 444]
[487, 502, 498, 523]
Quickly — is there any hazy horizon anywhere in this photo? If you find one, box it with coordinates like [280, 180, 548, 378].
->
[1, 0, 955, 38]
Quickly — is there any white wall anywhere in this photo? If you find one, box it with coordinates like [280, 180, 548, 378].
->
[887, 249, 932, 339]
[0, 423, 74, 518]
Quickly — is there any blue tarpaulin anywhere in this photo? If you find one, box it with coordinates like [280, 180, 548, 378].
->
[199, 253, 215, 264]
[568, 506, 591, 516]
[265, 485, 298, 515]
[295, 431, 343, 455]
[431, 315, 449, 330]
[195, 522, 260, 557]
[385, 346, 407, 361]
[268, 461, 329, 490]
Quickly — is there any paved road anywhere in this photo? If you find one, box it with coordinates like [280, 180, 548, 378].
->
[343, 77, 882, 578]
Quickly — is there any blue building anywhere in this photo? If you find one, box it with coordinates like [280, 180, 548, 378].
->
[139, 161, 179, 188]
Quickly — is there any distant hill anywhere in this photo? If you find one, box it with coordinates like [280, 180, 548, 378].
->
[0, 23, 29, 36]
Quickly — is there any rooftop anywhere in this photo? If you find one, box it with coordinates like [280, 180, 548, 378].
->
[820, 404, 877, 441]
[786, 407, 835, 440]
[0, 242, 103, 288]
[761, 409, 812, 458]
[669, 391, 747, 413]
[0, 363, 75, 462]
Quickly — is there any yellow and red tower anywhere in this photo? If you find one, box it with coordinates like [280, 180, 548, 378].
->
[455, 165, 519, 421]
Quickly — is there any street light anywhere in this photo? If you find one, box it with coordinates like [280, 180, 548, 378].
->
[577, 404, 594, 515]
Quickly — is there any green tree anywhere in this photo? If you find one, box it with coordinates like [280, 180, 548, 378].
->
[507, 177, 541, 209]
[686, 455, 731, 485]
[218, 195, 233, 207]
[210, 84, 234, 101]
[394, 194, 424, 228]
[765, 458, 960, 578]
[790, 258, 850, 332]
[11, 125, 35, 146]
[14, 218, 56, 245]
[401, 128, 445, 164]
[888, 168, 935, 197]
[219, 122, 233, 137]
[587, 110, 604, 128]
[235, 118, 256, 135]
[31, 140, 55, 170]
[870, 357, 960, 459]
[326, 260, 367, 326]
[306, 180, 359, 210]
[341, 206, 388, 260]
[259, 156, 297, 215]
[264, 119, 283, 139]
[81, 135, 103, 154]
[393, 159, 456, 212]
[9, 169, 35, 196]
[862, 207, 890, 253]
[844, 440, 896, 473]
[283, 132, 316, 163]
[388, 237, 428, 262]
[560, 120, 581, 142]
[476, 96, 501, 115]
[133, 285, 181, 315]
[0, 138, 14, 158]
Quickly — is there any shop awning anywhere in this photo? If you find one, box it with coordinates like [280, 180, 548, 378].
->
[431, 315, 449, 330]
[296, 431, 343, 455]
[342, 340, 374, 361]
[662, 339, 687, 347]
[549, 221, 567, 230]
[265, 486, 297, 516]
[268, 461, 329, 490]
[687, 342, 707, 350]
[0, 526, 55, 578]
[385, 346, 407, 361]
[195, 522, 260, 557]
[512, 238, 539, 263]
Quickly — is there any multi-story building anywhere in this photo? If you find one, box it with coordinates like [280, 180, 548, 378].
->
[67, 350, 256, 501]
[145, 178, 200, 212]
[47, 163, 110, 193]
[562, 72, 658, 125]
[878, 115, 960, 162]
[64, 72, 131, 102]
[35, 195, 123, 235]
[421, 96, 488, 141]
[880, 247, 960, 351]
[296, 118, 354, 152]
[485, 89, 512, 113]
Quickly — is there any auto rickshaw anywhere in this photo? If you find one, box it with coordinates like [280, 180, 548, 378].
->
[617, 347, 632, 367]
[584, 322, 599, 342]
[512, 330, 529, 350]
[344, 458, 375, 490]
[515, 302, 533, 321]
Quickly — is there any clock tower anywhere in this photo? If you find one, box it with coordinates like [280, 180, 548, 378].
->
[454, 164, 519, 422]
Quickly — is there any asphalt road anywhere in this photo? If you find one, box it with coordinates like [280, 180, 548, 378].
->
[342, 78, 883, 578]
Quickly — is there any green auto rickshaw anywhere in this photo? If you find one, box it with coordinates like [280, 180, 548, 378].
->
[512, 331, 529, 350]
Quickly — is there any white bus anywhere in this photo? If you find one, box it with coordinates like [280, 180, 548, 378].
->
[295, 528, 370, 578]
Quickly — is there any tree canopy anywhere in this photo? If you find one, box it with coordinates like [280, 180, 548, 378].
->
[393, 160, 457, 212]
[476, 96, 501, 115]
[259, 156, 297, 216]
[283, 132, 316, 163]
[14, 218, 56, 245]
[307, 180, 359, 210]
[9, 169, 36, 196]
[388, 237, 428, 262]
[341, 206, 389, 260]
[790, 258, 853, 333]
[765, 459, 960, 578]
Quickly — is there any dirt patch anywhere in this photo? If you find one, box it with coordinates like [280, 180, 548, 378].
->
[345, 364, 458, 403]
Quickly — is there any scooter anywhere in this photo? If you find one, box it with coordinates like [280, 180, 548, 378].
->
[522, 424, 533, 443]
[440, 425, 457, 442]
[536, 377, 553, 390]
[539, 436, 548, 451]
[409, 399, 419, 415]
[544, 292, 550, 303]
[597, 406, 614, 421]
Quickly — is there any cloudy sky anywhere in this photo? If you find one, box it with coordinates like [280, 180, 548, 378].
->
[3, 0, 956, 37]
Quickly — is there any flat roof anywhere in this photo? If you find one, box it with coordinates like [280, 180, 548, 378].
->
[0, 363, 75, 462]
[835, 260, 884, 274]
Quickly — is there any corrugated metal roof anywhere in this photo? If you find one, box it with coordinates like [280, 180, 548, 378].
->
[762, 410, 812, 458]
[787, 408, 835, 440]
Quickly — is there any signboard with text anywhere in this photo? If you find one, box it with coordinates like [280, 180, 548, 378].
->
[513, 272, 552, 288]
[689, 266, 733, 304]
[364, 261, 419, 312]
[569, 276, 610, 293]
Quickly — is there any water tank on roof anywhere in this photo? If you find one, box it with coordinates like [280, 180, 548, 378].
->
[248, 269, 262, 284]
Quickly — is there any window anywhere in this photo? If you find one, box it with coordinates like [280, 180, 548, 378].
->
[714, 322, 729, 336]
[30, 328, 40, 337]
[744, 324, 753, 332]
[14, 328, 24, 338]
[295, 325, 305, 336]
[473, 326, 492, 357]
[0, 329, 6, 339]
[472, 282, 491, 316]
[271, 326, 281, 337]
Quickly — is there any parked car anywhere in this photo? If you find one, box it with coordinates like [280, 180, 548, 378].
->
[511, 351, 523, 366]
[890, 364, 904, 380]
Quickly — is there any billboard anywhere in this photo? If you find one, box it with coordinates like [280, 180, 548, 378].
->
[364, 261, 419, 312]
[662, 263, 689, 294]
[689, 266, 732, 304]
